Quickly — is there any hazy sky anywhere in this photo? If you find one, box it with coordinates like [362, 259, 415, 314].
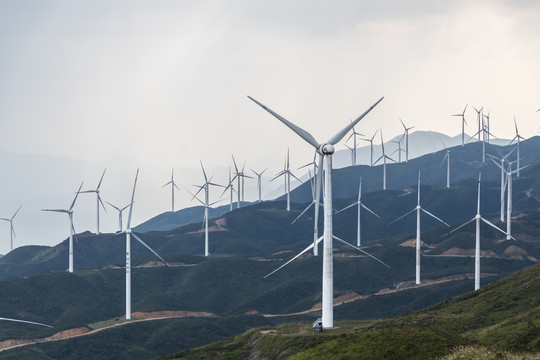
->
[0, 1, 540, 254]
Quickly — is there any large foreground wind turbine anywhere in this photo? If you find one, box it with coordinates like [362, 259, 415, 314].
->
[453, 105, 468, 146]
[162, 167, 180, 212]
[336, 177, 380, 247]
[106, 201, 130, 232]
[374, 130, 396, 190]
[81, 169, 107, 234]
[445, 174, 513, 290]
[121, 169, 169, 320]
[0, 205, 22, 251]
[42, 183, 83, 273]
[249, 94, 387, 328]
[389, 172, 449, 285]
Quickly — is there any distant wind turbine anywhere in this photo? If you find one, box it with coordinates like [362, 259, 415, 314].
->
[390, 135, 403, 163]
[248, 94, 389, 329]
[473, 106, 483, 141]
[487, 148, 516, 222]
[439, 139, 450, 188]
[251, 168, 267, 203]
[271, 149, 300, 211]
[509, 117, 525, 177]
[106, 201, 130, 232]
[346, 125, 363, 166]
[444, 173, 513, 290]
[42, 183, 83, 273]
[120, 169, 170, 320]
[161, 167, 180, 212]
[361, 130, 378, 166]
[452, 104, 468, 146]
[399, 118, 414, 162]
[222, 166, 237, 211]
[188, 161, 224, 256]
[0, 205, 22, 251]
[336, 176, 380, 247]
[483, 110, 491, 143]
[231, 155, 252, 207]
[374, 130, 396, 190]
[81, 169, 107, 234]
[389, 172, 449, 285]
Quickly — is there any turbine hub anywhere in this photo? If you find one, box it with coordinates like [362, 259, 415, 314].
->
[320, 144, 335, 155]
[126, 228, 132, 234]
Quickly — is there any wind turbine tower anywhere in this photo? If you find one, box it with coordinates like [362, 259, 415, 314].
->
[162, 167, 180, 212]
[251, 168, 267, 203]
[346, 126, 363, 165]
[510, 118, 525, 177]
[249, 95, 388, 328]
[374, 130, 396, 190]
[452, 105, 467, 146]
[271, 149, 300, 211]
[81, 169, 107, 234]
[473, 106, 483, 141]
[440, 139, 450, 188]
[0, 205, 22, 251]
[389, 172, 449, 284]
[361, 130, 378, 166]
[42, 183, 83, 273]
[399, 118, 414, 162]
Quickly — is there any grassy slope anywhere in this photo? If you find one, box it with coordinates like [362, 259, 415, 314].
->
[159, 263, 540, 360]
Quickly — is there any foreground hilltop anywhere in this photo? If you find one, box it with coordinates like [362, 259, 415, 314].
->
[160, 262, 540, 359]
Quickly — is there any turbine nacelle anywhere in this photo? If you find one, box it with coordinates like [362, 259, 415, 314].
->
[320, 144, 335, 155]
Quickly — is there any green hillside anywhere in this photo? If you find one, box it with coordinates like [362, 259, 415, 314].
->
[159, 262, 540, 360]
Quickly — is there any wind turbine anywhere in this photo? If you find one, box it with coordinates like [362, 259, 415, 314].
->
[468, 117, 496, 163]
[231, 155, 252, 207]
[487, 148, 516, 222]
[42, 183, 83, 273]
[399, 118, 414, 162]
[361, 130, 378, 166]
[445, 173, 513, 290]
[389, 172, 449, 285]
[374, 130, 396, 190]
[336, 176, 380, 247]
[187, 161, 224, 256]
[271, 149, 300, 211]
[162, 167, 180, 212]
[473, 106, 483, 141]
[0, 317, 52, 328]
[120, 169, 169, 320]
[390, 135, 403, 163]
[248, 95, 388, 328]
[346, 125, 363, 166]
[251, 168, 267, 203]
[0, 205, 22, 251]
[490, 159, 529, 240]
[452, 104, 468, 146]
[222, 166, 237, 211]
[509, 117, 525, 177]
[483, 110, 491, 143]
[106, 201, 130, 232]
[344, 144, 357, 166]
[81, 169, 107, 234]
[440, 139, 450, 188]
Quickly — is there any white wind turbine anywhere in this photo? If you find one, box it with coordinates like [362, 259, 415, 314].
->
[42, 183, 83, 273]
[251, 168, 267, 203]
[473, 106, 483, 141]
[81, 169, 107, 234]
[399, 118, 414, 162]
[162, 167, 180, 212]
[346, 126, 363, 166]
[440, 139, 450, 188]
[509, 117, 525, 177]
[361, 130, 379, 166]
[222, 166, 237, 211]
[248, 95, 388, 329]
[106, 201, 130, 232]
[483, 110, 491, 143]
[445, 173, 514, 290]
[0, 205, 22, 251]
[487, 148, 516, 222]
[468, 116, 496, 163]
[120, 169, 170, 320]
[187, 161, 224, 257]
[490, 159, 529, 240]
[390, 135, 403, 163]
[336, 176, 380, 247]
[374, 130, 396, 190]
[452, 104, 468, 146]
[271, 149, 300, 211]
[0, 317, 52, 328]
[389, 172, 449, 285]
[231, 155, 252, 207]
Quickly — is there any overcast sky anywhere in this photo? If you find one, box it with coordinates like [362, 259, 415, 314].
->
[0, 1, 539, 253]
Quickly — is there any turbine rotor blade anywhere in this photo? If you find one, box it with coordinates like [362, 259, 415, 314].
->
[421, 208, 450, 226]
[12, 205, 22, 220]
[333, 235, 390, 268]
[388, 208, 416, 225]
[69, 182, 84, 211]
[443, 217, 475, 237]
[360, 203, 381, 218]
[132, 233, 170, 267]
[264, 236, 323, 278]
[336, 202, 357, 214]
[291, 202, 314, 224]
[0, 317, 53, 328]
[481, 218, 515, 240]
[126, 169, 139, 229]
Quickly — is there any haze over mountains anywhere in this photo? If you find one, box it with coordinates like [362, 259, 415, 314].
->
[0, 130, 511, 254]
